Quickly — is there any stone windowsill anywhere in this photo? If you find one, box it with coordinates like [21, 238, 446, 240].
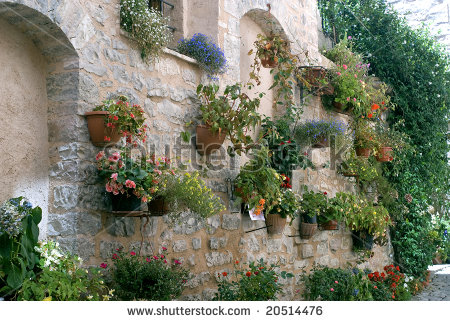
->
[119, 29, 199, 66]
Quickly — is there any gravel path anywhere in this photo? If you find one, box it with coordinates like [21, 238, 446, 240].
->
[413, 265, 450, 301]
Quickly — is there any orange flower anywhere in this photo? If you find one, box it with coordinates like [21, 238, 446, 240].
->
[371, 104, 380, 111]
[246, 271, 252, 277]
[259, 199, 265, 205]
[368, 113, 373, 118]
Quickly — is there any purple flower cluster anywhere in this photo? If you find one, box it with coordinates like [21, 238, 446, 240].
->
[177, 33, 227, 78]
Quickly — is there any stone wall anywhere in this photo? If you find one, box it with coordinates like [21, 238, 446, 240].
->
[0, 0, 393, 300]
[387, 0, 450, 52]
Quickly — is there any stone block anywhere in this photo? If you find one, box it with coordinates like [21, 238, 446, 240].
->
[173, 240, 188, 252]
[205, 251, 232, 267]
[294, 259, 309, 270]
[314, 255, 330, 266]
[140, 216, 158, 237]
[100, 241, 123, 259]
[221, 213, 241, 230]
[267, 238, 283, 253]
[316, 242, 329, 255]
[330, 237, 341, 251]
[302, 244, 314, 258]
[192, 237, 202, 250]
[129, 241, 155, 257]
[53, 185, 79, 210]
[187, 272, 211, 289]
[105, 216, 136, 237]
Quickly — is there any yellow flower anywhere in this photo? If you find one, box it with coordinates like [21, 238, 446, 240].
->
[43, 296, 52, 301]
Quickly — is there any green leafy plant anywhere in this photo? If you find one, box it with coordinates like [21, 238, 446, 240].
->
[18, 241, 111, 301]
[214, 259, 293, 301]
[261, 117, 315, 178]
[177, 33, 227, 77]
[106, 247, 190, 301]
[250, 33, 289, 67]
[319, 0, 450, 277]
[196, 83, 263, 156]
[294, 119, 346, 148]
[339, 151, 378, 182]
[93, 95, 148, 145]
[298, 186, 328, 220]
[235, 147, 284, 215]
[353, 119, 380, 151]
[301, 266, 373, 301]
[0, 197, 41, 298]
[269, 183, 300, 221]
[120, 0, 172, 60]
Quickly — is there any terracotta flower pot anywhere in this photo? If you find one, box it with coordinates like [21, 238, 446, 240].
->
[265, 213, 287, 234]
[312, 136, 329, 148]
[321, 220, 339, 230]
[85, 111, 121, 147]
[356, 147, 371, 158]
[376, 146, 393, 162]
[320, 84, 335, 95]
[147, 197, 169, 216]
[303, 66, 326, 88]
[195, 125, 226, 155]
[111, 192, 142, 213]
[342, 172, 358, 177]
[300, 222, 318, 239]
[260, 56, 278, 68]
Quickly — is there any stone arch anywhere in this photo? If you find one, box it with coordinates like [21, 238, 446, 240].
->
[239, 8, 290, 124]
[0, 1, 80, 239]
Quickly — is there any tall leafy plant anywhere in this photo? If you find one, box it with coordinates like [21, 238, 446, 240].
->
[0, 197, 42, 298]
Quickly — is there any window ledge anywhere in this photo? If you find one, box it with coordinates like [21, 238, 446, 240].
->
[163, 48, 198, 65]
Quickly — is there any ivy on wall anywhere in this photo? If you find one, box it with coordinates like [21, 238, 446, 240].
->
[319, 0, 450, 276]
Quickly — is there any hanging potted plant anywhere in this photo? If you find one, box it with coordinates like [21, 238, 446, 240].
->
[85, 96, 147, 147]
[265, 176, 300, 234]
[194, 83, 262, 156]
[374, 121, 408, 163]
[298, 187, 328, 239]
[337, 192, 391, 251]
[235, 147, 284, 228]
[339, 151, 378, 182]
[96, 149, 156, 213]
[250, 33, 289, 68]
[319, 196, 344, 231]
[353, 119, 380, 158]
[299, 66, 334, 95]
[295, 119, 346, 148]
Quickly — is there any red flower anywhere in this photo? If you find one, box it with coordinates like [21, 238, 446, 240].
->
[100, 263, 107, 269]
[323, 192, 328, 195]
[373, 286, 378, 289]
[113, 115, 119, 121]
[235, 260, 239, 264]
[104, 136, 111, 142]
[381, 273, 386, 278]
[368, 273, 374, 279]
[162, 247, 167, 251]
[130, 251, 136, 256]
[374, 272, 380, 277]
[371, 104, 380, 111]
[222, 272, 228, 276]
[287, 140, 291, 143]
[259, 267, 264, 270]
[254, 271, 259, 275]
[130, 113, 135, 119]
[368, 113, 373, 118]
[396, 266, 400, 271]
[246, 271, 252, 277]
[112, 253, 119, 260]
[280, 142, 285, 145]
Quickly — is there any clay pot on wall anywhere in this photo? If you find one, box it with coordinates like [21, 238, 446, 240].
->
[260, 56, 278, 68]
[265, 213, 287, 234]
[111, 193, 142, 213]
[300, 214, 318, 239]
[147, 197, 169, 216]
[195, 125, 226, 155]
[312, 136, 329, 148]
[320, 220, 339, 230]
[85, 111, 121, 147]
[376, 146, 393, 162]
[356, 147, 371, 158]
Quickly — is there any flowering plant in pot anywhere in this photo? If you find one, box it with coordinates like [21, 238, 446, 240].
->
[374, 121, 409, 162]
[177, 33, 227, 78]
[120, 0, 172, 60]
[265, 175, 300, 234]
[96, 149, 162, 212]
[319, 197, 345, 230]
[353, 119, 380, 157]
[298, 187, 328, 239]
[294, 119, 346, 148]
[235, 147, 284, 216]
[339, 151, 378, 182]
[86, 96, 148, 147]
[194, 83, 263, 156]
[367, 265, 411, 301]
[250, 33, 290, 68]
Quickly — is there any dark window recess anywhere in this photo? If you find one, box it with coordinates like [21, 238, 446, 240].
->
[148, 0, 176, 32]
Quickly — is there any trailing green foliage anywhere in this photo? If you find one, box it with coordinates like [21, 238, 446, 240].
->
[0, 198, 41, 298]
[319, 0, 450, 277]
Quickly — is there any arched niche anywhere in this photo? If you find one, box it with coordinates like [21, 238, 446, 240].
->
[0, 1, 79, 239]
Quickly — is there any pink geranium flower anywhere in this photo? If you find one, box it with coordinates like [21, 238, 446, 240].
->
[111, 173, 118, 181]
[343, 64, 348, 70]
[96, 151, 105, 161]
[125, 180, 136, 189]
[130, 251, 136, 256]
